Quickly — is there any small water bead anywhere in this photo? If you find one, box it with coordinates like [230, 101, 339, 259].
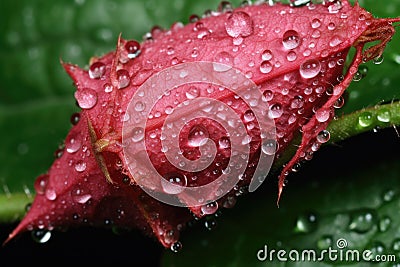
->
[204, 217, 218, 230]
[290, 95, 304, 109]
[334, 96, 345, 109]
[311, 29, 321, 39]
[282, 30, 301, 50]
[170, 241, 183, 253]
[74, 160, 87, 172]
[54, 148, 64, 159]
[187, 125, 209, 147]
[74, 88, 98, 109]
[262, 139, 278, 155]
[131, 127, 145, 142]
[311, 18, 321, 29]
[45, 187, 57, 201]
[348, 209, 376, 233]
[262, 49, 273, 61]
[377, 108, 391, 123]
[290, 0, 311, 7]
[300, 59, 321, 79]
[65, 133, 82, 154]
[294, 213, 318, 233]
[366, 241, 386, 260]
[218, 1, 233, 13]
[185, 86, 200, 99]
[373, 55, 384, 65]
[317, 235, 333, 250]
[70, 112, 80, 125]
[315, 109, 330, 122]
[161, 172, 188, 195]
[31, 229, 52, 244]
[72, 187, 92, 204]
[243, 110, 255, 122]
[352, 71, 363, 82]
[218, 136, 231, 149]
[286, 51, 297, 62]
[260, 61, 273, 74]
[89, 62, 106, 79]
[329, 35, 343, 47]
[116, 69, 130, 89]
[268, 103, 283, 119]
[382, 189, 396, 202]
[392, 238, 400, 252]
[378, 216, 391, 232]
[317, 130, 330, 143]
[124, 40, 141, 59]
[225, 11, 254, 38]
[201, 201, 219, 215]
[34, 174, 49, 195]
[358, 112, 373, 127]
[262, 90, 274, 102]
[327, 22, 336, 30]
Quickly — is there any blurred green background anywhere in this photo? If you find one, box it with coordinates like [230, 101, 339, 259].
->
[0, 0, 399, 266]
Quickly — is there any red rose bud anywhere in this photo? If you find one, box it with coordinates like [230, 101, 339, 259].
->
[6, 0, 399, 251]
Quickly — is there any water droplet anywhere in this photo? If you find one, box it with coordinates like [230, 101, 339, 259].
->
[268, 103, 283, 119]
[290, 0, 311, 7]
[317, 130, 330, 143]
[311, 29, 321, 39]
[134, 101, 145, 112]
[54, 148, 64, 159]
[294, 213, 318, 233]
[103, 83, 113, 93]
[74, 160, 87, 172]
[188, 125, 209, 147]
[311, 18, 321, 29]
[131, 127, 145, 142]
[327, 22, 336, 30]
[74, 88, 98, 109]
[170, 241, 183, 253]
[243, 110, 255, 122]
[65, 134, 82, 154]
[392, 238, 400, 251]
[161, 172, 188, 195]
[382, 189, 396, 202]
[348, 209, 376, 233]
[72, 187, 92, 204]
[262, 49, 273, 61]
[31, 229, 52, 243]
[358, 112, 373, 127]
[45, 187, 57, 201]
[218, 136, 231, 149]
[282, 30, 301, 50]
[201, 201, 219, 215]
[317, 235, 333, 250]
[125, 40, 141, 59]
[300, 59, 321, 79]
[185, 86, 199, 99]
[378, 216, 391, 232]
[225, 11, 254, 38]
[260, 61, 273, 74]
[334, 96, 345, 109]
[329, 35, 343, 47]
[315, 109, 330, 122]
[373, 55, 384, 65]
[286, 51, 297, 62]
[290, 95, 304, 109]
[34, 174, 49, 195]
[262, 90, 273, 102]
[70, 112, 80, 125]
[377, 108, 391, 123]
[262, 139, 278, 155]
[116, 69, 130, 89]
[89, 62, 105, 79]
[365, 241, 386, 260]
[204, 217, 217, 230]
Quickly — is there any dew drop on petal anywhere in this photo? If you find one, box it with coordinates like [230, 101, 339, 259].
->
[71, 187, 92, 204]
[316, 130, 330, 143]
[282, 30, 300, 50]
[261, 139, 278, 155]
[260, 61, 273, 74]
[74, 160, 87, 172]
[187, 125, 209, 147]
[125, 40, 141, 59]
[65, 133, 82, 154]
[225, 11, 254, 38]
[131, 127, 145, 142]
[315, 109, 330, 122]
[88, 62, 105, 79]
[161, 173, 188, 195]
[34, 174, 49, 195]
[262, 49, 273, 61]
[31, 230, 52, 244]
[300, 59, 321, 79]
[268, 103, 283, 119]
[74, 88, 98, 109]
[311, 18, 321, 29]
[201, 201, 218, 215]
[117, 69, 130, 89]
